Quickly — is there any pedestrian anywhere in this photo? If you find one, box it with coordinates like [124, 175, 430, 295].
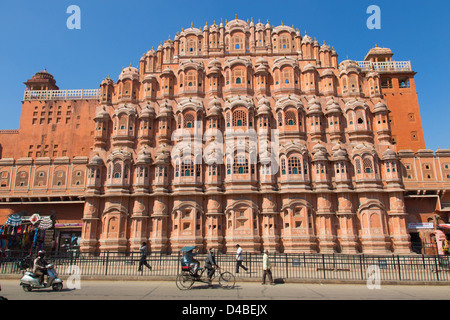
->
[205, 248, 219, 286]
[235, 244, 248, 273]
[262, 249, 274, 285]
[138, 242, 152, 272]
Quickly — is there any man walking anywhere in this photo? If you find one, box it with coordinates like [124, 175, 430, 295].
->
[235, 244, 248, 273]
[138, 242, 152, 272]
[262, 249, 274, 285]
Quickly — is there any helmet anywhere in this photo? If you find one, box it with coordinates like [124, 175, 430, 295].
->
[38, 250, 46, 257]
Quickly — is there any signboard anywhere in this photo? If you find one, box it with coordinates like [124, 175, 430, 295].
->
[408, 223, 433, 230]
[54, 223, 82, 228]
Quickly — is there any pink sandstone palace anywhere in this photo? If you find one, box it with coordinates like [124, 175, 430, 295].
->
[0, 17, 449, 255]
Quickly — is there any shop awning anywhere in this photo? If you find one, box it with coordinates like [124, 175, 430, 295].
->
[5, 214, 22, 227]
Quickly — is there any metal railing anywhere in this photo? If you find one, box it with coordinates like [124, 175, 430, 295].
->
[23, 89, 101, 101]
[356, 61, 412, 72]
[1, 251, 449, 283]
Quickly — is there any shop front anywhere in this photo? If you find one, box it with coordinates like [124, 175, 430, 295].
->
[54, 223, 82, 256]
[0, 213, 54, 256]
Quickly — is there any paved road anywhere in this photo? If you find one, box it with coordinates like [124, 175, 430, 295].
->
[1, 279, 449, 300]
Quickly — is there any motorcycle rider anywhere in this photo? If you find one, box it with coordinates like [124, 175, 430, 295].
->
[33, 250, 48, 285]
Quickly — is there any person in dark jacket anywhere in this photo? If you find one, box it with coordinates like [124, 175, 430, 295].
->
[205, 248, 218, 285]
[138, 242, 152, 272]
[33, 250, 48, 285]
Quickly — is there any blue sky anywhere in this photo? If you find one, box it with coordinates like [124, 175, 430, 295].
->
[0, 0, 448, 150]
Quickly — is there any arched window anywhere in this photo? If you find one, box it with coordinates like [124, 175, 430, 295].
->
[281, 158, 286, 175]
[356, 110, 365, 127]
[282, 68, 292, 85]
[280, 36, 290, 50]
[181, 159, 194, 177]
[113, 163, 122, 179]
[288, 156, 301, 174]
[185, 70, 197, 88]
[187, 38, 196, 54]
[232, 68, 245, 85]
[363, 157, 373, 174]
[233, 109, 247, 127]
[183, 112, 195, 128]
[355, 158, 361, 174]
[277, 112, 283, 127]
[233, 155, 249, 174]
[285, 110, 297, 126]
[231, 36, 243, 50]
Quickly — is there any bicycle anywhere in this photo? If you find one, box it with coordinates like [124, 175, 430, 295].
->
[176, 265, 235, 290]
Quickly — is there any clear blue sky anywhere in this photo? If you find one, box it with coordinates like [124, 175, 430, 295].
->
[0, 0, 448, 150]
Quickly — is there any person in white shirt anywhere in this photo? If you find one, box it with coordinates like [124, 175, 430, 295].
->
[235, 244, 248, 273]
[262, 249, 274, 285]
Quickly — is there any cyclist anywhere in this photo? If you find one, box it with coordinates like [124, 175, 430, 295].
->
[205, 248, 219, 285]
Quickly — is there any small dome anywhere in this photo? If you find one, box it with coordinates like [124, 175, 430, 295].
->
[382, 148, 397, 160]
[301, 34, 313, 44]
[339, 60, 361, 75]
[307, 97, 322, 114]
[312, 142, 328, 160]
[321, 69, 335, 78]
[136, 147, 152, 164]
[373, 102, 389, 113]
[332, 144, 348, 159]
[101, 77, 114, 86]
[89, 154, 104, 166]
[94, 106, 110, 120]
[157, 100, 173, 118]
[140, 103, 156, 118]
[325, 99, 341, 114]
[119, 66, 139, 81]
[303, 63, 316, 72]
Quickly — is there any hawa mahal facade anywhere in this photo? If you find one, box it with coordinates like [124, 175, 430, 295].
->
[0, 17, 449, 254]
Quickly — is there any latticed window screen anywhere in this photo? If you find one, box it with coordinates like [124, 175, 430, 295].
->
[285, 111, 296, 126]
[355, 158, 362, 174]
[232, 68, 245, 84]
[231, 36, 243, 50]
[281, 158, 286, 175]
[113, 163, 122, 178]
[303, 159, 308, 174]
[185, 71, 197, 87]
[363, 157, 373, 173]
[181, 159, 194, 177]
[233, 109, 247, 127]
[233, 155, 248, 174]
[282, 68, 292, 84]
[187, 39, 196, 53]
[280, 36, 289, 49]
[183, 113, 195, 128]
[288, 156, 301, 174]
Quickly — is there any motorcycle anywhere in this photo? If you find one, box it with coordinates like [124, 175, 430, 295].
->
[20, 264, 63, 292]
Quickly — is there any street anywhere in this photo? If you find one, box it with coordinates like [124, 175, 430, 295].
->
[1, 279, 449, 300]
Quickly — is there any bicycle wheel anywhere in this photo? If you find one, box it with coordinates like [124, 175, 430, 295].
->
[218, 271, 235, 289]
[176, 273, 194, 290]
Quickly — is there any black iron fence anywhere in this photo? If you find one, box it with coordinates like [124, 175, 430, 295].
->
[1, 250, 450, 283]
